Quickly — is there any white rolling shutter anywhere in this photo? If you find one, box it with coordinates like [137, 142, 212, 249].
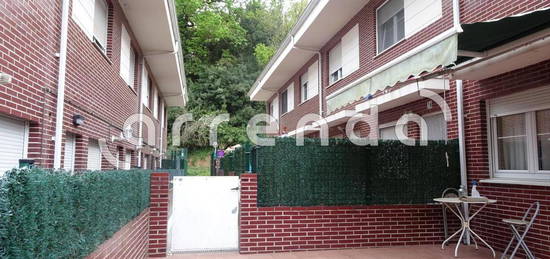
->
[0, 116, 27, 174]
[87, 139, 102, 171]
[308, 61, 319, 98]
[329, 43, 342, 76]
[120, 25, 132, 85]
[125, 151, 131, 170]
[404, 0, 442, 38]
[271, 96, 279, 120]
[93, 0, 108, 50]
[143, 155, 148, 169]
[71, 0, 95, 40]
[287, 83, 294, 111]
[153, 88, 159, 118]
[63, 133, 76, 171]
[424, 113, 447, 140]
[342, 24, 360, 76]
[141, 63, 150, 106]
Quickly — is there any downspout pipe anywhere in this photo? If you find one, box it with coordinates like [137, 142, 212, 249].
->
[452, 0, 463, 33]
[456, 80, 467, 189]
[53, 0, 71, 169]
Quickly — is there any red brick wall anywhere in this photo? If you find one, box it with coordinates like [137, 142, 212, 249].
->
[86, 209, 150, 259]
[0, 0, 165, 169]
[149, 172, 170, 257]
[240, 174, 448, 254]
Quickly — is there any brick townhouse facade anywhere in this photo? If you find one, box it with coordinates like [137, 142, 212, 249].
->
[0, 0, 186, 173]
[249, 0, 550, 257]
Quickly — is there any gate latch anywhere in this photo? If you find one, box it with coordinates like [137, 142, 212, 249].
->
[231, 186, 240, 191]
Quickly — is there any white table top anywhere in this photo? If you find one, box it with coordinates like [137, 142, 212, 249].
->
[434, 197, 497, 204]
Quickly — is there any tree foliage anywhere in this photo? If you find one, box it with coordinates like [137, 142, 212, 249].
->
[172, 0, 307, 149]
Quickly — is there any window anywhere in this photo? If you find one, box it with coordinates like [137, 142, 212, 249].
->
[270, 96, 279, 120]
[72, 0, 110, 52]
[301, 61, 319, 103]
[125, 150, 132, 170]
[120, 25, 135, 86]
[280, 90, 288, 115]
[141, 62, 150, 107]
[491, 109, 550, 179]
[377, 0, 405, 53]
[153, 88, 159, 118]
[148, 83, 154, 109]
[379, 123, 408, 140]
[301, 73, 308, 103]
[93, 0, 109, 52]
[329, 24, 359, 85]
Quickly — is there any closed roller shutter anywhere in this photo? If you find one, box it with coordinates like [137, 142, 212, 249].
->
[0, 116, 27, 174]
[63, 133, 76, 171]
[125, 151, 131, 170]
[87, 139, 102, 171]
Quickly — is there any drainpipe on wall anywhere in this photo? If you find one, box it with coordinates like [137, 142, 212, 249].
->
[452, 0, 463, 33]
[52, 0, 71, 169]
[292, 36, 323, 117]
[456, 80, 468, 189]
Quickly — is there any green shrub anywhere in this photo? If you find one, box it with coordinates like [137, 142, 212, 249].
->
[0, 169, 150, 258]
[255, 138, 461, 207]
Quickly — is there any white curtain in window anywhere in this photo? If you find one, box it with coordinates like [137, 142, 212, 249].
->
[307, 61, 319, 98]
[341, 24, 359, 77]
[377, 0, 404, 52]
[93, 0, 108, 50]
[72, 0, 95, 40]
[120, 25, 132, 85]
[287, 83, 294, 111]
[497, 114, 527, 170]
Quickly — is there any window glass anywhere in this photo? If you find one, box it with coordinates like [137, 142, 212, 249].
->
[496, 114, 527, 170]
[301, 82, 308, 102]
[377, 0, 405, 53]
[537, 109, 550, 170]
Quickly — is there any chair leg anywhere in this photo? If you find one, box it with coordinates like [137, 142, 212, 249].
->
[500, 231, 515, 259]
[511, 226, 535, 259]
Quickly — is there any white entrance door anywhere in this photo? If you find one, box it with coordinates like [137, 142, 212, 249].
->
[169, 176, 240, 253]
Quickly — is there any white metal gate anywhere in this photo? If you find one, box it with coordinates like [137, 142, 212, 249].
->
[169, 176, 240, 253]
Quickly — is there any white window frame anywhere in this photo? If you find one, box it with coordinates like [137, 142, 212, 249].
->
[72, 0, 110, 53]
[153, 88, 159, 119]
[487, 86, 550, 181]
[141, 62, 150, 108]
[376, 0, 405, 54]
[280, 89, 288, 115]
[489, 110, 550, 180]
[120, 24, 135, 86]
[376, 0, 442, 55]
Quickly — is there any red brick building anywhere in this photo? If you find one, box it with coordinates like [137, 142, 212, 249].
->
[0, 0, 186, 173]
[248, 0, 550, 257]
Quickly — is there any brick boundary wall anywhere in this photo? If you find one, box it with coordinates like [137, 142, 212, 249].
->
[240, 174, 452, 254]
[149, 172, 170, 257]
[86, 209, 150, 259]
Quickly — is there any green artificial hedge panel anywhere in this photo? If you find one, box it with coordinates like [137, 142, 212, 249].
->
[256, 138, 461, 207]
[0, 169, 150, 258]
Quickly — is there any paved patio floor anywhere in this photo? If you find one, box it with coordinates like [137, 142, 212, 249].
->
[167, 245, 497, 259]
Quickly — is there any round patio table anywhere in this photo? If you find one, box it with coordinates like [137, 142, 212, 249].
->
[434, 197, 497, 258]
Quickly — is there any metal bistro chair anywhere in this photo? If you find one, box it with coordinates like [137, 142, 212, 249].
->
[500, 202, 540, 259]
[441, 188, 459, 240]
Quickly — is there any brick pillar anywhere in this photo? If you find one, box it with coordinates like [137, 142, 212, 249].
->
[239, 173, 258, 254]
[149, 172, 170, 257]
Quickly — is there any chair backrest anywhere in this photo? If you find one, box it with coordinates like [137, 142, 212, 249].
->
[442, 188, 459, 198]
[522, 202, 541, 225]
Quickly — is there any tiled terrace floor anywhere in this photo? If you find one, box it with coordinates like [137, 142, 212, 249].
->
[167, 245, 497, 259]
